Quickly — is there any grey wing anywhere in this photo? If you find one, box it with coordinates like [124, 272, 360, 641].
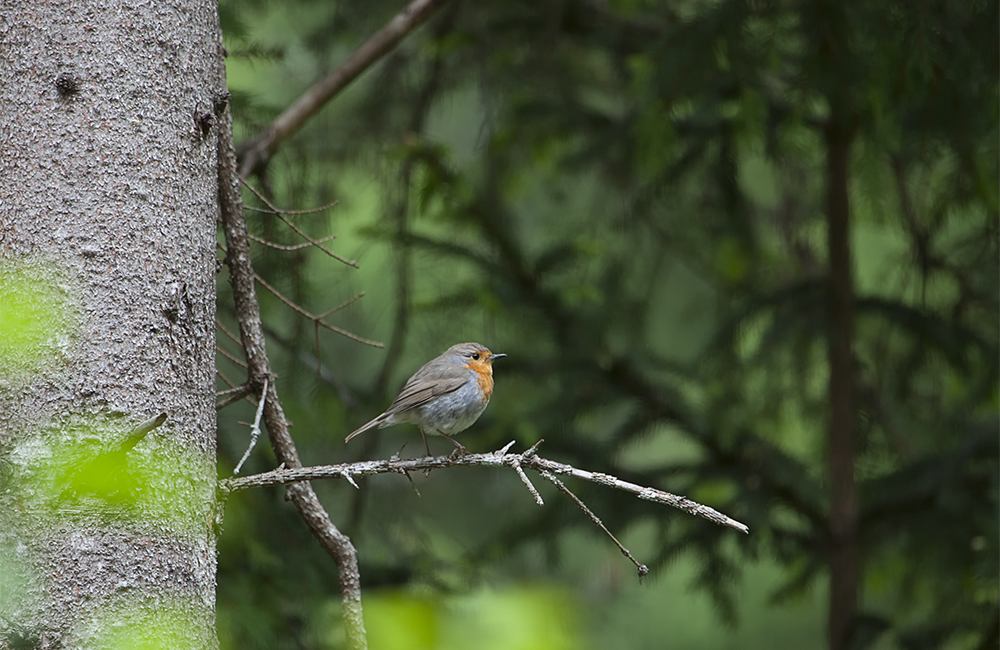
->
[385, 365, 468, 415]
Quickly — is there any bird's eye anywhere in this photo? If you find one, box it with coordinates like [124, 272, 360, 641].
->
[471, 352, 480, 360]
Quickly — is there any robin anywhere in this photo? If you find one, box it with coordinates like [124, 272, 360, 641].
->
[345, 342, 506, 455]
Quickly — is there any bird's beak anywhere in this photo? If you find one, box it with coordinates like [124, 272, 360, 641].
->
[488, 353, 507, 362]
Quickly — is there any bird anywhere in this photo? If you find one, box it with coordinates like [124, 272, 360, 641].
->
[345, 342, 506, 455]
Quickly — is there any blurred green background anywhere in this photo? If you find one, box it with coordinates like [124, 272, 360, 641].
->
[214, 1, 998, 649]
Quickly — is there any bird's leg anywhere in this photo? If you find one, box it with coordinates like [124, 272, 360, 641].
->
[419, 427, 432, 457]
[437, 430, 468, 458]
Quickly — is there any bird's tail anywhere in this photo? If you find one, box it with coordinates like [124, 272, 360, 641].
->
[344, 413, 387, 443]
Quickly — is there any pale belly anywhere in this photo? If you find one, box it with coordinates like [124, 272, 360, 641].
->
[387, 377, 489, 435]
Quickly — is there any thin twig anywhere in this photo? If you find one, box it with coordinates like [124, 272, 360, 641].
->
[254, 272, 382, 347]
[241, 179, 358, 268]
[216, 369, 263, 410]
[117, 413, 168, 454]
[217, 318, 244, 347]
[523, 439, 545, 457]
[217, 382, 254, 411]
[234, 378, 268, 474]
[217, 384, 249, 397]
[249, 233, 339, 251]
[512, 459, 544, 506]
[272, 212, 356, 267]
[216, 368, 239, 391]
[538, 469, 648, 579]
[245, 199, 340, 216]
[317, 292, 366, 319]
[217, 344, 249, 369]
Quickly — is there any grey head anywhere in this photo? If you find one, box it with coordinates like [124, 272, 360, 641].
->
[444, 342, 507, 363]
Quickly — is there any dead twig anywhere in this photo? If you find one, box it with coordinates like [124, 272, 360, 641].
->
[233, 377, 268, 474]
[116, 412, 167, 454]
[538, 469, 647, 579]
[245, 199, 340, 216]
[253, 272, 381, 347]
[216, 382, 254, 410]
[219, 443, 750, 579]
[241, 179, 358, 268]
[249, 233, 339, 251]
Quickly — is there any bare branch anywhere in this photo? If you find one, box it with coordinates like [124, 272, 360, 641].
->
[237, 0, 453, 178]
[217, 94, 369, 649]
[524, 455, 749, 533]
[220, 445, 751, 536]
[234, 378, 268, 475]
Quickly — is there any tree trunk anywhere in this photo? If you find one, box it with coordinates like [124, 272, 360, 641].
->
[825, 120, 858, 650]
[0, 1, 222, 647]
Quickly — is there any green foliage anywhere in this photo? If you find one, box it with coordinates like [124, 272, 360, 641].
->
[0, 263, 74, 377]
[24, 434, 214, 534]
[216, 0, 998, 647]
[359, 585, 580, 650]
[93, 599, 211, 650]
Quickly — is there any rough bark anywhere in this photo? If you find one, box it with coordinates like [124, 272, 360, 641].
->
[0, 1, 222, 647]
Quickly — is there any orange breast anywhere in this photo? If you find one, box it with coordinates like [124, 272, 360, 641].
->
[468, 363, 494, 402]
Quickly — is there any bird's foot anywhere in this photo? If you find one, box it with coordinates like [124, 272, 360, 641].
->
[446, 439, 468, 460]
